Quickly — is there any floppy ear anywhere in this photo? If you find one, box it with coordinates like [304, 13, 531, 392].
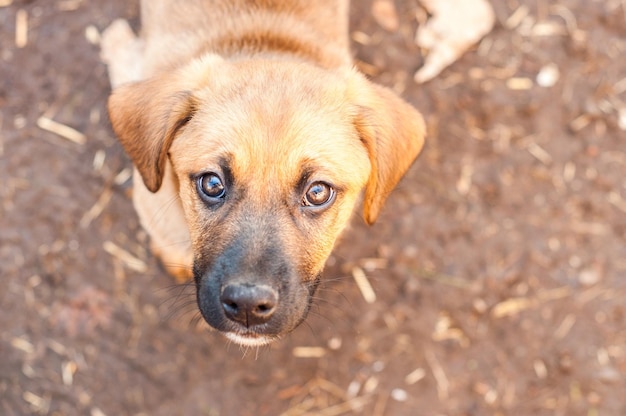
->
[108, 75, 196, 192]
[107, 55, 224, 192]
[349, 73, 426, 224]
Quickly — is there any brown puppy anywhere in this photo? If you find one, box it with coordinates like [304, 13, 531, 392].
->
[107, 0, 425, 346]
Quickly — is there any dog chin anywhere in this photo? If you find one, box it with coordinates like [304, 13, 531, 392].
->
[223, 331, 278, 347]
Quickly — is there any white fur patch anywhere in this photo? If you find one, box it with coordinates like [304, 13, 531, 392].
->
[224, 332, 276, 347]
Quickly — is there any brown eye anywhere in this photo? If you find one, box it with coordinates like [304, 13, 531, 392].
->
[197, 173, 226, 204]
[303, 182, 335, 207]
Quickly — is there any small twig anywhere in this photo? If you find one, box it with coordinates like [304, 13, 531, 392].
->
[405, 367, 426, 385]
[608, 192, 626, 214]
[113, 167, 133, 186]
[80, 188, 113, 228]
[280, 398, 316, 416]
[491, 286, 571, 318]
[61, 360, 77, 386]
[554, 314, 576, 339]
[352, 267, 376, 303]
[292, 346, 326, 358]
[317, 396, 370, 416]
[23, 392, 50, 414]
[550, 4, 579, 34]
[15, 9, 28, 48]
[90, 408, 107, 416]
[103, 241, 147, 273]
[37, 116, 86, 145]
[505, 5, 529, 30]
[0, 112, 4, 157]
[372, 392, 389, 416]
[526, 142, 553, 165]
[425, 349, 449, 400]
[11, 337, 35, 353]
[315, 378, 347, 400]
[56, 0, 83, 12]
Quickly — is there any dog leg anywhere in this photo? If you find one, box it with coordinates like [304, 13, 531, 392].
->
[100, 19, 143, 88]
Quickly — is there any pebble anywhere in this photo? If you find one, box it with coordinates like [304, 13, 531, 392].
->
[579, 267, 601, 286]
[536, 63, 560, 87]
[596, 366, 621, 384]
[372, 360, 385, 372]
[327, 337, 342, 350]
[391, 388, 408, 402]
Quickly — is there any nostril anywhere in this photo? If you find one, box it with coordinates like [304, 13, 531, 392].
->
[254, 301, 276, 316]
[220, 284, 278, 326]
[222, 299, 239, 315]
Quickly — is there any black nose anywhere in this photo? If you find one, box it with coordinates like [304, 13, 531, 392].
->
[220, 284, 278, 327]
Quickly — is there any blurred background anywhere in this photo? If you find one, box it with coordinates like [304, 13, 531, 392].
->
[1, 0, 625, 414]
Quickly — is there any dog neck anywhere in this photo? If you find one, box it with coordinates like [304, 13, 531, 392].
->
[209, 5, 354, 68]
[141, 2, 352, 75]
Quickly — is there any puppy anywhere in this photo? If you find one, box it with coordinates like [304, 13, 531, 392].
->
[107, 0, 425, 346]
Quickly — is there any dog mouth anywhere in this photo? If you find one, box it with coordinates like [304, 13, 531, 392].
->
[223, 331, 279, 347]
[193, 246, 323, 346]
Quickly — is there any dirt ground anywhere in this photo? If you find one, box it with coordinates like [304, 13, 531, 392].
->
[1, 0, 625, 415]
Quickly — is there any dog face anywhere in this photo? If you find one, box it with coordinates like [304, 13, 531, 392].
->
[109, 56, 424, 345]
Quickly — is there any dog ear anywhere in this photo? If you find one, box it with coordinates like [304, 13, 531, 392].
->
[108, 55, 224, 192]
[108, 75, 195, 192]
[349, 73, 426, 225]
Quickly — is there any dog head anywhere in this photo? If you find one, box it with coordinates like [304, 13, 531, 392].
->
[108, 56, 425, 346]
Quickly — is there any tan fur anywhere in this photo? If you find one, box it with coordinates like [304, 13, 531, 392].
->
[107, 0, 424, 343]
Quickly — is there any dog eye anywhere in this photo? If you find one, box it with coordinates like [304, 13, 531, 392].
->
[303, 182, 335, 208]
[197, 173, 226, 203]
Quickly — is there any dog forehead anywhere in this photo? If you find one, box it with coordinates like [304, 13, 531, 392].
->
[174, 67, 370, 186]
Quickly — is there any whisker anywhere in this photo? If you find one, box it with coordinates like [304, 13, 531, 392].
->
[301, 318, 318, 339]
[150, 238, 193, 250]
[312, 287, 353, 309]
[240, 345, 250, 359]
[189, 312, 205, 329]
[309, 296, 347, 313]
[305, 309, 336, 326]
[162, 300, 197, 322]
[153, 279, 200, 324]
[157, 281, 194, 296]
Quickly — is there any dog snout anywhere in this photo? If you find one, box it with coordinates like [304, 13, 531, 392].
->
[220, 283, 278, 327]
